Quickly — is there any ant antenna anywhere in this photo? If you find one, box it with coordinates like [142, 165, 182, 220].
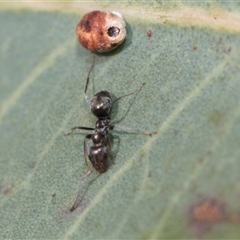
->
[113, 124, 157, 136]
[84, 55, 96, 106]
[70, 168, 94, 212]
[112, 83, 146, 105]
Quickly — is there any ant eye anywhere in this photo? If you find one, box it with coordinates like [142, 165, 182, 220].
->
[76, 11, 127, 53]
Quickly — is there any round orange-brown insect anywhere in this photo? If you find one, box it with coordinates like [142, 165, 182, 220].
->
[76, 11, 127, 53]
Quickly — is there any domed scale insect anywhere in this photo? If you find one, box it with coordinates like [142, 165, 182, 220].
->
[66, 60, 155, 211]
[76, 11, 127, 53]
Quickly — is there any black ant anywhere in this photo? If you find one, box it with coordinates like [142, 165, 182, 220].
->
[66, 61, 154, 211]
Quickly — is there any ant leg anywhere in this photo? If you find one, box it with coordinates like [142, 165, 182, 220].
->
[113, 124, 157, 136]
[84, 134, 92, 167]
[70, 168, 94, 212]
[84, 55, 96, 107]
[65, 126, 95, 136]
[106, 135, 115, 164]
[110, 83, 157, 136]
[112, 83, 146, 105]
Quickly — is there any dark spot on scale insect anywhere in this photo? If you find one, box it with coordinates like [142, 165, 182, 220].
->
[111, 43, 118, 48]
[81, 20, 92, 33]
[65, 58, 155, 211]
[108, 27, 120, 37]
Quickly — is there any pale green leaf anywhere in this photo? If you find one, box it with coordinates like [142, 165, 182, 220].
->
[1, 2, 240, 239]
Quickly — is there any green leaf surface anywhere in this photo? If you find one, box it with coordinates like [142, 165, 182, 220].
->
[1, 2, 240, 239]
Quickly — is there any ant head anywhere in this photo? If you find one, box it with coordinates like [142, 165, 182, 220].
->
[90, 90, 112, 119]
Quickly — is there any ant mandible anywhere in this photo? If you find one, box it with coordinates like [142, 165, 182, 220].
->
[66, 60, 153, 211]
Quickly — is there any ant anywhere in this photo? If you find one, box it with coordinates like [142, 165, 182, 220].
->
[66, 61, 154, 211]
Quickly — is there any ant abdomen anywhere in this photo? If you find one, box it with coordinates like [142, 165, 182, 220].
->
[89, 146, 108, 173]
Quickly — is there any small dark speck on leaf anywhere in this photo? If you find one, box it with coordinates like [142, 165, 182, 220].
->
[193, 46, 197, 51]
[29, 161, 37, 169]
[197, 150, 212, 164]
[208, 110, 222, 127]
[198, 157, 203, 164]
[206, 150, 212, 157]
[50, 193, 56, 204]
[147, 29, 153, 37]
[0, 183, 13, 195]
[140, 149, 146, 158]
[149, 131, 157, 137]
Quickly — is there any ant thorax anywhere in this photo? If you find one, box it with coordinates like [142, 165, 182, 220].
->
[95, 119, 110, 132]
[90, 90, 112, 119]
